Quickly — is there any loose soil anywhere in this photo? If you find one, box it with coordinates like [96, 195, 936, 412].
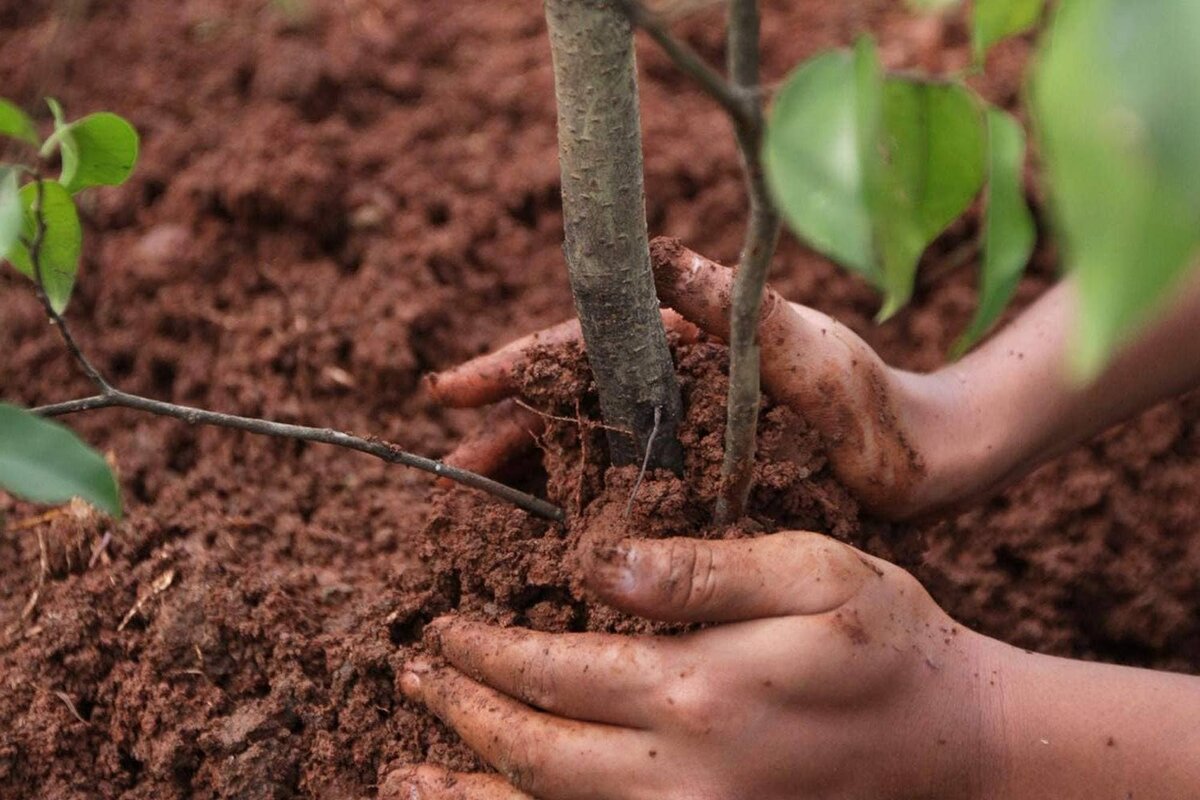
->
[1, 2, 1197, 798]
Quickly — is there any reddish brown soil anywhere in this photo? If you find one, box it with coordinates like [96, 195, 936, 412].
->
[0, 2, 1196, 798]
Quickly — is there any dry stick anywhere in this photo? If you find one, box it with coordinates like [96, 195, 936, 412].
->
[21, 181, 565, 524]
[619, 0, 780, 523]
[716, 0, 781, 523]
[35, 391, 564, 522]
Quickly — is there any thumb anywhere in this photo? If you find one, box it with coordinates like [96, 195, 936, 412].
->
[585, 533, 878, 623]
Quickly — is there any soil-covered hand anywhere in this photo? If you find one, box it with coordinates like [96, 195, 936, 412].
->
[428, 240, 1200, 521]
[426, 242, 964, 519]
[388, 532, 999, 799]
[385, 532, 1200, 800]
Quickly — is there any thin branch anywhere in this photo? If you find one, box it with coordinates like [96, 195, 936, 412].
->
[21, 179, 565, 524]
[615, 0, 754, 129]
[33, 389, 565, 522]
[715, 0, 781, 523]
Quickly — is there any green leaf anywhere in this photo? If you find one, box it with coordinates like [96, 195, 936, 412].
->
[765, 49, 878, 280]
[873, 78, 987, 318]
[0, 98, 38, 146]
[952, 108, 1035, 357]
[0, 168, 21, 261]
[0, 404, 121, 517]
[767, 43, 986, 318]
[974, 0, 1045, 62]
[57, 113, 139, 193]
[1033, 0, 1200, 378]
[4, 180, 83, 313]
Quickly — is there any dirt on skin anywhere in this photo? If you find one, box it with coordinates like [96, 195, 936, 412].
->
[0, 1, 1197, 798]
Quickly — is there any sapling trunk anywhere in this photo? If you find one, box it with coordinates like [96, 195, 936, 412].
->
[544, 0, 684, 471]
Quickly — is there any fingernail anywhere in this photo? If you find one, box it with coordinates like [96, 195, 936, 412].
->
[591, 539, 639, 595]
[422, 616, 455, 653]
[386, 767, 425, 800]
[400, 658, 434, 700]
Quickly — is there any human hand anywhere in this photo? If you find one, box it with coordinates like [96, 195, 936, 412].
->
[426, 240, 976, 520]
[385, 531, 1002, 799]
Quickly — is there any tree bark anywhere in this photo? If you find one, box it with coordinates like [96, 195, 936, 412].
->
[544, 0, 684, 471]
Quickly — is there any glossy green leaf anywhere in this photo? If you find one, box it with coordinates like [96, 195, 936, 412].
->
[853, 37, 884, 281]
[0, 168, 20, 261]
[768, 45, 987, 318]
[1033, 0, 1200, 377]
[974, 0, 1044, 61]
[952, 109, 1036, 357]
[0, 404, 121, 517]
[0, 99, 38, 146]
[874, 78, 987, 318]
[765, 49, 878, 280]
[4, 180, 83, 312]
[57, 113, 139, 193]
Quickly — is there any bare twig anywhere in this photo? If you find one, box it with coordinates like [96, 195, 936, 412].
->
[624, 404, 662, 517]
[716, 0, 781, 523]
[34, 390, 565, 522]
[615, 0, 754, 129]
[21, 179, 565, 524]
[620, 0, 781, 522]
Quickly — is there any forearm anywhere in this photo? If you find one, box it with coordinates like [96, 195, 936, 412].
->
[985, 641, 1200, 799]
[912, 269, 1200, 510]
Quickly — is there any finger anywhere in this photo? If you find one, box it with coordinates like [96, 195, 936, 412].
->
[381, 765, 532, 800]
[425, 311, 699, 409]
[649, 238, 855, 420]
[438, 400, 544, 488]
[401, 659, 650, 800]
[425, 319, 583, 408]
[586, 531, 880, 623]
[427, 617, 664, 728]
[649, 237, 923, 512]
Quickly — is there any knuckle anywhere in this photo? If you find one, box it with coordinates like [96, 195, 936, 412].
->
[604, 639, 657, 681]
[662, 539, 719, 613]
[794, 532, 867, 580]
[663, 677, 720, 736]
[497, 736, 541, 793]
[515, 652, 557, 710]
[758, 288, 787, 326]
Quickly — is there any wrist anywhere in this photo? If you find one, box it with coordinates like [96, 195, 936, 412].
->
[977, 642, 1200, 799]
[886, 364, 1009, 516]
[881, 617, 1017, 800]
[945, 631, 1020, 800]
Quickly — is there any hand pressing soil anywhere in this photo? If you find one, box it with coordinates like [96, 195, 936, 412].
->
[428, 239, 954, 521]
